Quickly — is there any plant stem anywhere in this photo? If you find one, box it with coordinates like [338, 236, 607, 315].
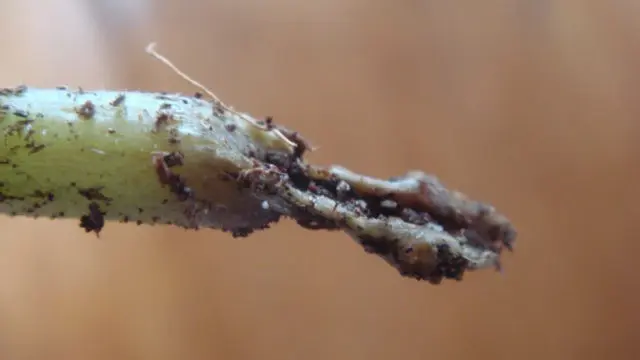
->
[0, 86, 288, 235]
[0, 85, 517, 284]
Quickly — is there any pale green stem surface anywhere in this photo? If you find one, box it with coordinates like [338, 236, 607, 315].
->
[0, 86, 288, 233]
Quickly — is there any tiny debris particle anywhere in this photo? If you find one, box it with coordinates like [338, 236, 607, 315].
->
[0, 157, 11, 165]
[225, 123, 236, 132]
[167, 128, 180, 143]
[76, 100, 96, 119]
[32, 190, 54, 201]
[14, 85, 27, 95]
[110, 94, 125, 107]
[152, 157, 192, 200]
[279, 129, 311, 159]
[152, 154, 172, 185]
[79, 202, 105, 237]
[24, 129, 35, 142]
[169, 174, 193, 201]
[107, 128, 116, 134]
[77, 186, 112, 202]
[149, 150, 193, 202]
[0, 85, 26, 96]
[336, 180, 351, 197]
[0, 191, 25, 202]
[27, 144, 46, 154]
[194, 92, 203, 99]
[380, 199, 398, 209]
[213, 104, 225, 116]
[13, 110, 28, 118]
[154, 111, 176, 132]
[56, 85, 69, 90]
[264, 116, 274, 130]
[163, 151, 184, 167]
[231, 227, 254, 238]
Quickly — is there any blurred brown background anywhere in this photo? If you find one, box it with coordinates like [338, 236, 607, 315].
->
[0, 0, 638, 359]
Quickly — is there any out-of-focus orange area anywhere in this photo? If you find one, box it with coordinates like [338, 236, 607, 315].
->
[0, 0, 638, 359]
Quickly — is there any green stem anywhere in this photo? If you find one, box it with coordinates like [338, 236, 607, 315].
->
[0, 85, 517, 284]
[0, 86, 289, 235]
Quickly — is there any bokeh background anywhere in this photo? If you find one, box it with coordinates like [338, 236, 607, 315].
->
[1, 0, 638, 359]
